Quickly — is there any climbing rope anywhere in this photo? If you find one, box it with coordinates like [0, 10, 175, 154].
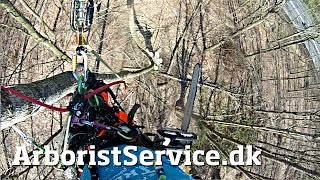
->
[84, 80, 126, 99]
[0, 86, 69, 112]
[0, 81, 126, 113]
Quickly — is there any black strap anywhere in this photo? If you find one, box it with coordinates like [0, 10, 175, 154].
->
[128, 104, 140, 126]
[105, 87, 125, 112]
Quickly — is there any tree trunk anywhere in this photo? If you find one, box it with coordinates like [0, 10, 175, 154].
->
[0, 71, 124, 130]
[0, 0, 157, 130]
[1, 72, 76, 129]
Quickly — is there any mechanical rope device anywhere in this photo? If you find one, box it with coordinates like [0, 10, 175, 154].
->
[70, 0, 94, 85]
[0, 1, 201, 178]
[70, 0, 94, 46]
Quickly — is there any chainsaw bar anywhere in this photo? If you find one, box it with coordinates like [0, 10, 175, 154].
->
[181, 63, 201, 132]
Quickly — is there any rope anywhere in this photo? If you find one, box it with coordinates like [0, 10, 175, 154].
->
[0, 81, 126, 113]
[0, 86, 69, 112]
[84, 80, 126, 99]
[12, 124, 65, 169]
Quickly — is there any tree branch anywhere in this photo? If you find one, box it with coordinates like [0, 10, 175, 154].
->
[0, 68, 154, 130]
[18, 0, 55, 37]
[190, 112, 320, 141]
[206, 125, 320, 178]
[0, 0, 70, 61]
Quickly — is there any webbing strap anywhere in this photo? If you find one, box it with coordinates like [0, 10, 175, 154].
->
[128, 104, 140, 126]
[11, 125, 45, 153]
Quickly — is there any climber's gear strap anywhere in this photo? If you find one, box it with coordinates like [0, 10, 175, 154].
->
[84, 81, 126, 99]
[11, 125, 45, 153]
[128, 104, 140, 127]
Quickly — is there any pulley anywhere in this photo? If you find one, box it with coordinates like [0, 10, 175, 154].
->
[70, 0, 94, 45]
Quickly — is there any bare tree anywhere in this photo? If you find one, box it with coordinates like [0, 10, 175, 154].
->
[1, 0, 320, 179]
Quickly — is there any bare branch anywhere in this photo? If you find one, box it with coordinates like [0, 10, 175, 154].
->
[0, 0, 70, 61]
[18, 0, 55, 37]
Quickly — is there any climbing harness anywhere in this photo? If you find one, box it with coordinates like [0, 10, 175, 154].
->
[0, 1, 202, 179]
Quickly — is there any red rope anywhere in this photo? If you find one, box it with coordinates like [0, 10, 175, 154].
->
[0, 81, 126, 113]
[0, 86, 69, 112]
[84, 80, 126, 99]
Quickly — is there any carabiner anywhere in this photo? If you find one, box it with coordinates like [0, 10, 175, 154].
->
[72, 50, 88, 82]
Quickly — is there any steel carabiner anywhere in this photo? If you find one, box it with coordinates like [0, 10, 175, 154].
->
[72, 50, 89, 83]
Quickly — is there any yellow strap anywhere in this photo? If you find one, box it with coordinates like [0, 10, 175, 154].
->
[75, 34, 86, 45]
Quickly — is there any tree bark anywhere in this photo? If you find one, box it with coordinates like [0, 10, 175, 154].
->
[0, 0, 157, 130]
[0, 70, 144, 130]
[1, 72, 75, 130]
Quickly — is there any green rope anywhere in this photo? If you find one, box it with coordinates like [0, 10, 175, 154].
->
[77, 76, 85, 95]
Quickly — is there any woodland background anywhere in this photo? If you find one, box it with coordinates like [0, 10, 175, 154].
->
[0, 0, 320, 179]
